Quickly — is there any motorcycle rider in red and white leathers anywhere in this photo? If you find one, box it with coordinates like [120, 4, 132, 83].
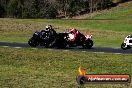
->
[68, 28, 84, 46]
[68, 28, 79, 41]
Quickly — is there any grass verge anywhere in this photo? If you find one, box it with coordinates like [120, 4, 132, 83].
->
[91, 1, 132, 19]
[0, 47, 132, 88]
[0, 18, 131, 47]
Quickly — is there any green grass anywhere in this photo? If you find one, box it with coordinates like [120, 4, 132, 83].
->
[91, 1, 132, 19]
[0, 18, 131, 47]
[0, 47, 132, 88]
[0, 2, 132, 47]
[0, 2, 131, 88]
[26, 18, 132, 32]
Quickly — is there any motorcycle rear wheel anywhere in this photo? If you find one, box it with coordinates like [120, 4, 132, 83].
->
[55, 38, 67, 49]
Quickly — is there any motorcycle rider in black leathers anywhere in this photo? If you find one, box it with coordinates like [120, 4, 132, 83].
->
[45, 25, 56, 37]
[41, 25, 57, 47]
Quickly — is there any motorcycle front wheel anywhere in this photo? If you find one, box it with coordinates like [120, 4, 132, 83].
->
[28, 38, 39, 47]
[83, 39, 93, 49]
[121, 43, 130, 50]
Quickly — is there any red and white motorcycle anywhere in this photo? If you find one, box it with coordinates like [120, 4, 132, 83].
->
[66, 29, 93, 49]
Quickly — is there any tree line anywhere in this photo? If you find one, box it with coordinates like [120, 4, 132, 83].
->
[0, 0, 124, 18]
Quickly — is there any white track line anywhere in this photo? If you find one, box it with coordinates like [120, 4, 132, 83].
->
[114, 53, 122, 55]
[0, 45, 125, 54]
[14, 47, 22, 49]
[31, 48, 38, 50]
[114, 47, 120, 49]
[94, 52, 105, 54]
[63, 50, 69, 52]
[48, 49, 53, 51]
[82, 51, 86, 52]
[2, 46, 9, 48]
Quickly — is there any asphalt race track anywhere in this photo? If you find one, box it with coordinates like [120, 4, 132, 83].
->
[0, 42, 132, 54]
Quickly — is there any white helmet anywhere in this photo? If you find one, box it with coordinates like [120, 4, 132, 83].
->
[46, 25, 52, 30]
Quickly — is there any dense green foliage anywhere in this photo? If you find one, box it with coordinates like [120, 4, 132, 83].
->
[0, 0, 58, 18]
[0, 0, 125, 18]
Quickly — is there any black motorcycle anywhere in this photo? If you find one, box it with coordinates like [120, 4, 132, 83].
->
[54, 33, 68, 48]
[28, 30, 52, 47]
[28, 30, 68, 48]
[28, 31, 41, 47]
